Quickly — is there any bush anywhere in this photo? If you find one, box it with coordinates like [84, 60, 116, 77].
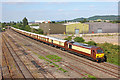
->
[74, 37, 85, 42]
[33, 29, 43, 34]
[64, 36, 72, 41]
[25, 25, 31, 32]
[97, 42, 120, 66]
[87, 41, 97, 46]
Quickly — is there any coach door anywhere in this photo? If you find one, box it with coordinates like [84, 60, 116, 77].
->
[64, 42, 68, 50]
[91, 50, 96, 59]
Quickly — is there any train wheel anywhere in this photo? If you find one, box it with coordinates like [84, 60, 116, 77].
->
[97, 59, 101, 63]
[62, 48, 65, 51]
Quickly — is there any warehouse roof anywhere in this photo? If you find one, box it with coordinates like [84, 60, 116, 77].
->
[62, 22, 80, 25]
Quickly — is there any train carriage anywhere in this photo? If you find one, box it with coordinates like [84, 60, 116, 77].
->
[38, 34, 49, 43]
[25, 31, 31, 36]
[48, 37, 67, 49]
[30, 33, 38, 39]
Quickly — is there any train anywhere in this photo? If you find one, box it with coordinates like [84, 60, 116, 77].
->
[10, 27, 107, 63]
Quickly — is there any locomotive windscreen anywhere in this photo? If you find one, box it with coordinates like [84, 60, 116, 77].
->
[97, 49, 104, 53]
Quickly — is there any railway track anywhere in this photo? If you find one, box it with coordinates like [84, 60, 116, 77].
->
[2, 34, 35, 79]
[3, 33, 57, 79]
[100, 62, 119, 71]
[8, 29, 119, 79]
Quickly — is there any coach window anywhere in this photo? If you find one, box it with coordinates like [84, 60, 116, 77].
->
[69, 45, 72, 49]
[52, 40, 53, 43]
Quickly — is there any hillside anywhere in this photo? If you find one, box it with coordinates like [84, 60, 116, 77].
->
[68, 15, 118, 22]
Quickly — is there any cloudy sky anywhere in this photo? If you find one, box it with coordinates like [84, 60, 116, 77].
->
[0, 0, 119, 22]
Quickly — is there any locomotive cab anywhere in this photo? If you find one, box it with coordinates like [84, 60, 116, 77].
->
[95, 48, 107, 63]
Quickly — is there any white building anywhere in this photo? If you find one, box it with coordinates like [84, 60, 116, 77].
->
[30, 26, 39, 29]
[35, 20, 51, 23]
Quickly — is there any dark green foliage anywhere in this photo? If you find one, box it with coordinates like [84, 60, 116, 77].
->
[51, 21, 55, 23]
[2, 23, 6, 28]
[37, 29, 43, 34]
[74, 37, 85, 42]
[97, 42, 119, 66]
[80, 19, 88, 23]
[110, 20, 120, 23]
[87, 41, 97, 46]
[32, 28, 43, 34]
[23, 17, 28, 27]
[24, 25, 31, 32]
[64, 36, 72, 41]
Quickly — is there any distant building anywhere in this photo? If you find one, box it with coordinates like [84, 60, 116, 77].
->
[89, 19, 110, 23]
[39, 23, 66, 34]
[85, 22, 118, 33]
[35, 20, 45, 23]
[39, 22, 89, 34]
[35, 20, 51, 23]
[63, 23, 89, 34]
[28, 22, 35, 25]
[30, 26, 39, 29]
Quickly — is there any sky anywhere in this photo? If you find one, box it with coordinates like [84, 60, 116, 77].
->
[0, 0, 119, 22]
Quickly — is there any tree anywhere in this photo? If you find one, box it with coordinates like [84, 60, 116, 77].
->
[87, 41, 97, 46]
[2, 23, 5, 28]
[74, 37, 85, 43]
[32, 28, 43, 34]
[64, 36, 72, 41]
[37, 29, 43, 34]
[24, 25, 31, 31]
[23, 17, 28, 28]
[16, 23, 22, 28]
[65, 20, 67, 23]
[51, 21, 55, 23]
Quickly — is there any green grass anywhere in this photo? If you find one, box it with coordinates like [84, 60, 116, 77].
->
[38, 55, 68, 73]
[58, 68, 68, 73]
[87, 74, 96, 80]
[46, 55, 62, 62]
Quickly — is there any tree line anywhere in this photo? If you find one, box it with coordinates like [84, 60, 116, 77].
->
[1, 17, 43, 34]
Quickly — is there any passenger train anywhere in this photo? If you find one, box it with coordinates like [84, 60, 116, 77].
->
[10, 27, 107, 63]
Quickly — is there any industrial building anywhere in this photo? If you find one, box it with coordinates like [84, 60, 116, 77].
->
[39, 23, 89, 34]
[85, 22, 119, 33]
[39, 23, 66, 34]
[63, 23, 89, 34]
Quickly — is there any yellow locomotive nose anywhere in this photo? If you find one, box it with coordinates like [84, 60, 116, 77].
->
[96, 53, 104, 58]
